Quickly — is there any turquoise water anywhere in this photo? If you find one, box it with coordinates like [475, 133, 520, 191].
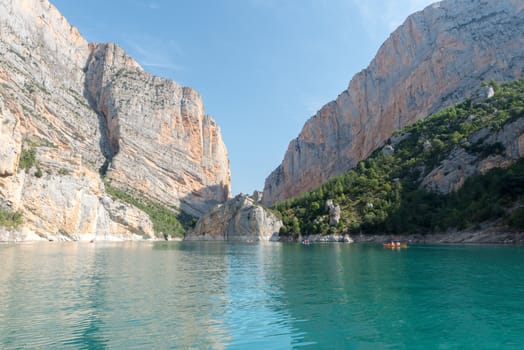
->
[1, 242, 523, 349]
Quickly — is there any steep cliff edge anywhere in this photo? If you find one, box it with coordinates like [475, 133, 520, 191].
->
[263, 0, 524, 204]
[84, 43, 230, 217]
[272, 80, 524, 240]
[0, 0, 230, 240]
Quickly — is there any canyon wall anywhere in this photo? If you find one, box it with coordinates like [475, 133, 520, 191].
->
[0, 0, 230, 240]
[263, 0, 524, 204]
[84, 43, 230, 217]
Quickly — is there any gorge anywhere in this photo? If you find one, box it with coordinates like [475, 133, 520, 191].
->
[1, 0, 524, 242]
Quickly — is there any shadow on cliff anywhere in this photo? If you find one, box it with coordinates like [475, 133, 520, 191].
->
[178, 183, 230, 219]
[82, 45, 115, 176]
[80, 46, 230, 236]
[149, 184, 230, 239]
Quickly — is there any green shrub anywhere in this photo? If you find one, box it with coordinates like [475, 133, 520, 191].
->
[508, 207, 524, 229]
[19, 147, 36, 171]
[0, 207, 23, 228]
[104, 181, 195, 237]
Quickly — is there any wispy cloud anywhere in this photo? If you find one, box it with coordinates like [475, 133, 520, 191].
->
[123, 34, 185, 72]
[135, 1, 160, 10]
[349, 0, 436, 39]
[146, 2, 159, 10]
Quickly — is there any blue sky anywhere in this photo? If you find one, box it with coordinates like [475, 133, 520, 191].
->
[52, 0, 435, 195]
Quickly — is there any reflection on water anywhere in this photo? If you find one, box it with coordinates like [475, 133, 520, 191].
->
[0, 242, 296, 349]
[276, 244, 524, 348]
[1, 242, 524, 348]
[221, 243, 297, 349]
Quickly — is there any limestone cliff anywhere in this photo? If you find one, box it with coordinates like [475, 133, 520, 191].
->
[185, 195, 282, 241]
[270, 79, 524, 240]
[263, 0, 524, 204]
[0, 0, 230, 240]
[84, 43, 230, 217]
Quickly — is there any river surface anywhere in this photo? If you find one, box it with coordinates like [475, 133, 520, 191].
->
[1, 242, 523, 349]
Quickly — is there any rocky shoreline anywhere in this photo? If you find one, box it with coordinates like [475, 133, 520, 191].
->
[278, 223, 524, 245]
[0, 227, 155, 242]
[3, 222, 523, 244]
[278, 234, 353, 243]
[348, 226, 524, 245]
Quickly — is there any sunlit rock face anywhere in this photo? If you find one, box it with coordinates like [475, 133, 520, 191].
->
[0, 0, 230, 240]
[185, 195, 282, 242]
[421, 117, 524, 194]
[263, 0, 524, 204]
[84, 43, 231, 217]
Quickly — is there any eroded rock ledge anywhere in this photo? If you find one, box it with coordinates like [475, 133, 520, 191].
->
[185, 195, 282, 241]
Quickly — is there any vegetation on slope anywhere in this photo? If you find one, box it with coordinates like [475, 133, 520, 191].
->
[104, 180, 196, 238]
[19, 139, 45, 177]
[0, 207, 23, 229]
[18, 147, 36, 171]
[272, 80, 524, 237]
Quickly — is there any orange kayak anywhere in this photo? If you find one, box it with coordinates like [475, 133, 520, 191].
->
[383, 241, 408, 248]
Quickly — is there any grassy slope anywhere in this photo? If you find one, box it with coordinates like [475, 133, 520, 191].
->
[104, 181, 196, 238]
[272, 80, 524, 237]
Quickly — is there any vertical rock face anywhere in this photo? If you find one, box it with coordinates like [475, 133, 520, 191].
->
[263, 0, 524, 204]
[0, 0, 230, 240]
[0, 146, 156, 241]
[0, 99, 21, 176]
[0, 0, 102, 167]
[84, 43, 230, 217]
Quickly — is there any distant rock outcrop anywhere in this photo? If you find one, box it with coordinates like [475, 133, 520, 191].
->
[326, 200, 341, 227]
[263, 0, 524, 204]
[422, 117, 524, 193]
[0, 0, 230, 240]
[185, 194, 282, 241]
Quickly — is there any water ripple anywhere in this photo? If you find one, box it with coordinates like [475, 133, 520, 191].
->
[1, 243, 524, 348]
